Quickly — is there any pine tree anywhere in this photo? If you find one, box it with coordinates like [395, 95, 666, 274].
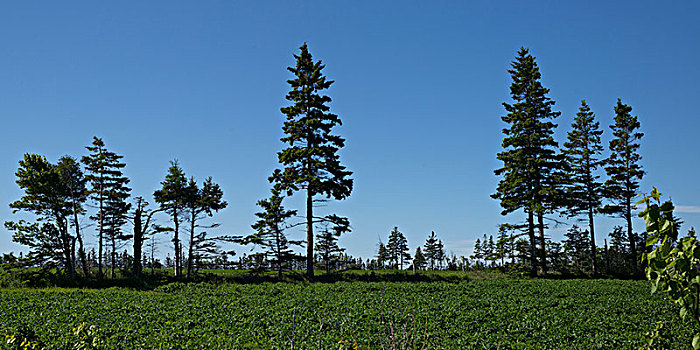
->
[377, 242, 388, 269]
[603, 99, 644, 272]
[413, 247, 427, 271]
[424, 231, 442, 269]
[492, 47, 562, 276]
[562, 100, 605, 275]
[103, 167, 131, 279]
[246, 188, 300, 278]
[153, 160, 188, 278]
[386, 227, 410, 270]
[472, 238, 483, 267]
[82, 137, 129, 279]
[271, 43, 353, 277]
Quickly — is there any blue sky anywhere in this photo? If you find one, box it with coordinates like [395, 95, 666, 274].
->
[1, 1, 698, 261]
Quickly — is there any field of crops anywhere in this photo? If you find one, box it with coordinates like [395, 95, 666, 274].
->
[0, 279, 693, 349]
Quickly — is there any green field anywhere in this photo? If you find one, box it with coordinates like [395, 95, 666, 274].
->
[0, 279, 693, 349]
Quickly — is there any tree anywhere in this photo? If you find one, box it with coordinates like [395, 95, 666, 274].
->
[183, 177, 228, 279]
[103, 168, 131, 279]
[130, 197, 166, 276]
[423, 231, 445, 270]
[5, 154, 76, 277]
[315, 215, 350, 274]
[56, 156, 89, 277]
[603, 99, 644, 271]
[246, 188, 300, 278]
[492, 47, 562, 276]
[377, 242, 389, 269]
[271, 43, 353, 277]
[82, 137, 129, 279]
[413, 247, 427, 271]
[562, 225, 591, 273]
[153, 160, 188, 278]
[472, 238, 483, 268]
[386, 227, 411, 270]
[562, 100, 605, 275]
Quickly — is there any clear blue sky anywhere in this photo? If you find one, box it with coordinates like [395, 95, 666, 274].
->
[1, 1, 698, 260]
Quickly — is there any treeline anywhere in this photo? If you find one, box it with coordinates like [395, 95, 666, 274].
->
[491, 47, 652, 277]
[2, 43, 356, 281]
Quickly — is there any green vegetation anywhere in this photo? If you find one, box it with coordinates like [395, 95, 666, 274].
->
[0, 279, 693, 349]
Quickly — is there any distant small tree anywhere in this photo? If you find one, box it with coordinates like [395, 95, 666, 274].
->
[315, 215, 351, 274]
[377, 242, 389, 269]
[413, 247, 427, 271]
[245, 188, 300, 278]
[387, 227, 411, 269]
[130, 197, 167, 276]
[423, 231, 445, 269]
[562, 225, 591, 273]
[472, 238, 483, 268]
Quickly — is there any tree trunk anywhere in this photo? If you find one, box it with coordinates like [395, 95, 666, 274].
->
[59, 218, 76, 279]
[98, 194, 104, 279]
[306, 187, 314, 278]
[70, 197, 89, 278]
[588, 207, 597, 276]
[173, 207, 180, 278]
[111, 235, 116, 279]
[186, 207, 196, 279]
[626, 195, 637, 274]
[527, 211, 537, 276]
[133, 209, 143, 276]
[604, 238, 610, 274]
[537, 213, 547, 275]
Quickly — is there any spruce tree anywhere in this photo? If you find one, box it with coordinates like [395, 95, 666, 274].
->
[562, 100, 605, 275]
[387, 227, 410, 270]
[492, 47, 561, 276]
[315, 215, 350, 274]
[271, 43, 353, 277]
[377, 242, 388, 269]
[82, 137, 128, 279]
[246, 188, 299, 278]
[424, 231, 440, 269]
[413, 247, 427, 270]
[153, 160, 188, 278]
[603, 99, 644, 272]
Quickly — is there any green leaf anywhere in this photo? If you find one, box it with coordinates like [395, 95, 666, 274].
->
[693, 333, 700, 349]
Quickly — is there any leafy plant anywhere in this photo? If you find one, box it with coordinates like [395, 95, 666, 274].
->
[638, 187, 700, 348]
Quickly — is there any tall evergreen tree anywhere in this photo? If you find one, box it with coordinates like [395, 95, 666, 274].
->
[246, 188, 300, 278]
[271, 43, 353, 277]
[562, 100, 605, 275]
[82, 137, 128, 279]
[386, 227, 411, 270]
[603, 99, 644, 271]
[492, 47, 562, 276]
[153, 160, 188, 278]
[424, 231, 444, 269]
